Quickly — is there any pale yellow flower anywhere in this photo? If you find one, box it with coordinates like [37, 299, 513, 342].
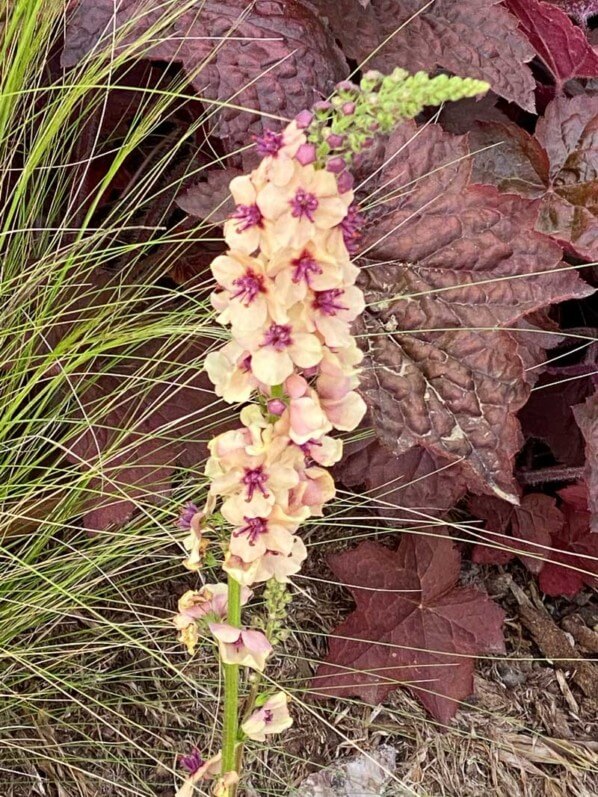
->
[257, 161, 352, 249]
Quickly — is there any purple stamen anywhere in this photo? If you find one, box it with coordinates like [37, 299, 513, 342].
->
[231, 268, 265, 305]
[255, 129, 284, 157]
[178, 502, 199, 530]
[179, 748, 204, 775]
[340, 204, 364, 253]
[290, 189, 318, 222]
[235, 516, 268, 545]
[291, 252, 322, 285]
[263, 709, 274, 723]
[231, 203, 263, 232]
[263, 323, 292, 351]
[242, 467, 269, 501]
[313, 289, 348, 316]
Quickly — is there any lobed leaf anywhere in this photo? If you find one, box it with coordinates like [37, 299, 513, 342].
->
[340, 439, 469, 519]
[63, 0, 347, 152]
[313, 535, 506, 723]
[572, 391, 598, 531]
[470, 95, 598, 261]
[313, 0, 536, 110]
[505, 0, 598, 87]
[469, 493, 564, 574]
[359, 121, 592, 501]
[538, 484, 598, 595]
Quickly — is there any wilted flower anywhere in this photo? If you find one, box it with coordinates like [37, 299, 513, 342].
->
[209, 624, 272, 671]
[173, 584, 253, 655]
[247, 536, 308, 584]
[241, 691, 293, 741]
[288, 465, 336, 517]
[182, 509, 211, 572]
[282, 373, 332, 445]
[176, 750, 222, 797]
[212, 771, 240, 796]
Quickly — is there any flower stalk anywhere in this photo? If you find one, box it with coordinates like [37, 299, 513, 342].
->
[171, 69, 488, 797]
[221, 575, 242, 786]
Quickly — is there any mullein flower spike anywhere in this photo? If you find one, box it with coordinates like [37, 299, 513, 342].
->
[173, 70, 488, 796]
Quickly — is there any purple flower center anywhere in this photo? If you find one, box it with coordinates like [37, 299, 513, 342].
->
[236, 516, 268, 545]
[340, 204, 364, 254]
[263, 323, 292, 351]
[178, 502, 199, 530]
[180, 748, 204, 775]
[231, 268, 265, 305]
[291, 252, 322, 285]
[263, 709, 274, 723]
[232, 203, 263, 232]
[255, 129, 284, 157]
[300, 438, 322, 463]
[313, 289, 348, 316]
[242, 466, 269, 501]
[290, 189, 318, 222]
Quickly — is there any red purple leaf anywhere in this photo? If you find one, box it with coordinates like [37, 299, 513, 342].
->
[314, 0, 536, 110]
[469, 493, 564, 573]
[547, 0, 598, 28]
[538, 484, 598, 595]
[65, 340, 218, 530]
[470, 95, 598, 261]
[359, 120, 592, 501]
[340, 440, 468, 519]
[505, 0, 598, 87]
[313, 535, 506, 724]
[518, 373, 595, 466]
[63, 0, 347, 152]
[177, 168, 241, 224]
[572, 391, 598, 531]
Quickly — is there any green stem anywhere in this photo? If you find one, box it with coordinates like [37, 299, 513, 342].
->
[222, 575, 242, 790]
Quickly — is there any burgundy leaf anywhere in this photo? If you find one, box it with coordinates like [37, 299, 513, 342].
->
[177, 167, 241, 224]
[339, 440, 468, 519]
[359, 121, 592, 501]
[313, 536, 506, 724]
[63, 0, 347, 152]
[519, 373, 595, 466]
[313, 0, 536, 110]
[470, 95, 598, 261]
[469, 493, 564, 573]
[547, 0, 598, 28]
[539, 484, 598, 595]
[505, 0, 598, 87]
[511, 312, 564, 387]
[572, 391, 598, 531]
[65, 340, 218, 530]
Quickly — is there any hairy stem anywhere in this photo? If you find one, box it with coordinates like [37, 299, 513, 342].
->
[516, 465, 584, 487]
[222, 575, 242, 793]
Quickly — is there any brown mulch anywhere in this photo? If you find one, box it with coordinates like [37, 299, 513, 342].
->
[1, 535, 597, 797]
